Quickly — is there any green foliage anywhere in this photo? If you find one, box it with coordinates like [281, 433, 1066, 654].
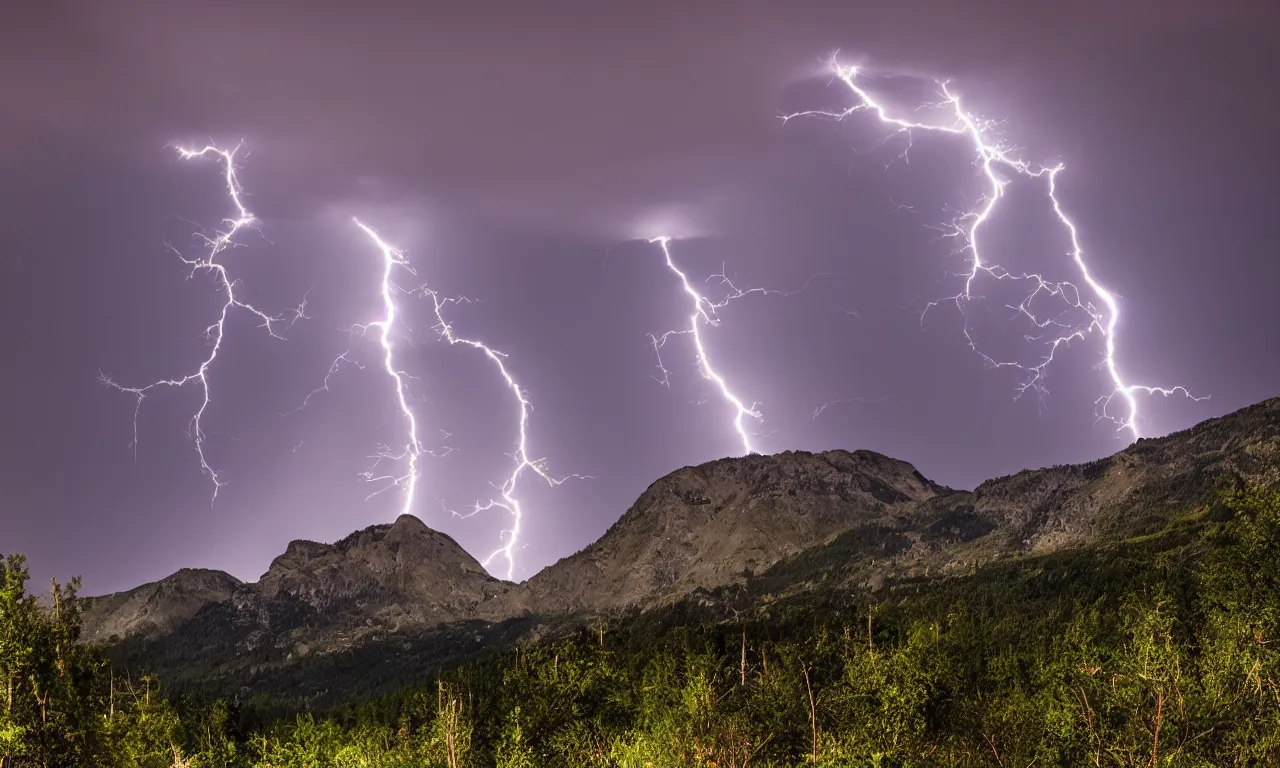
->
[8, 485, 1280, 765]
[0, 553, 113, 767]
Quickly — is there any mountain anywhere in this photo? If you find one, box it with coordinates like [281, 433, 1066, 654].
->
[84, 515, 509, 661]
[255, 513, 509, 626]
[82, 449, 941, 648]
[511, 449, 943, 614]
[748, 397, 1280, 600]
[82, 397, 1280, 704]
[81, 567, 242, 645]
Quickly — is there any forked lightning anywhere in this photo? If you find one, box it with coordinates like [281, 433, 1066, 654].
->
[102, 144, 306, 500]
[784, 58, 1203, 438]
[648, 236, 763, 455]
[303, 221, 578, 579]
[329, 219, 431, 519]
[413, 261, 586, 581]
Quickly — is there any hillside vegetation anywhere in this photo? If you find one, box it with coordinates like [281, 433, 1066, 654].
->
[4, 481, 1280, 766]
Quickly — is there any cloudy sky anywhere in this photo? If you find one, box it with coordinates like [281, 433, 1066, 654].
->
[2, 0, 1276, 594]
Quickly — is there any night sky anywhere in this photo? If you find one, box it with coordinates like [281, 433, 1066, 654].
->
[2, 0, 1277, 594]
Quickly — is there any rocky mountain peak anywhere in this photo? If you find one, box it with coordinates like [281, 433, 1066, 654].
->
[80, 567, 242, 644]
[391, 512, 428, 532]
[517, 448, 943, 613]
[257, 516, 503, 614]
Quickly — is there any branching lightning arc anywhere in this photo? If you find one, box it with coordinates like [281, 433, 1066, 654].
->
[102, 143, 307, 500]
[313, 219, 434, 520]
[648, 236, 763, 455]
[299, 221, 579, 579]
[413, 262, 586, 581]
[783, 58, 1203, 439]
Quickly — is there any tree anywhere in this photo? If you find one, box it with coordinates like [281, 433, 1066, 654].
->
[0, 553, 105, 767]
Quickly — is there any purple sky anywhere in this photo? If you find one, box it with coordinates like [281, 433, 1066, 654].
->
[1, 0, 1276, 594]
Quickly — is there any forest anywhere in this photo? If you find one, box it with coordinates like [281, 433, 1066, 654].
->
[3, 483, 1279, 767]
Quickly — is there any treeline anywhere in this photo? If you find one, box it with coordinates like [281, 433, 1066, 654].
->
[4, 485, 1280, 766]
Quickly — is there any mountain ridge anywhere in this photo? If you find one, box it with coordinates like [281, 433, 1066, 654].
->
[83, 446, 937, 642]
[82, 396, 1280, 703]
[510, 448, 943, 614]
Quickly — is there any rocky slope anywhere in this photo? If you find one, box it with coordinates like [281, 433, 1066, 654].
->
[255, 513, 509, 625]
[83, 515, 508, 659]
[83, 448, 945, 645]
[81, 567, 242, 644]
[81, 397, 1280, 703]
[751, 397, 1280, 596]
[512, 449, 943, 614]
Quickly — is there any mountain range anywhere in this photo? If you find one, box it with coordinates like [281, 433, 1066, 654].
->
[84, 396, 1280, 704]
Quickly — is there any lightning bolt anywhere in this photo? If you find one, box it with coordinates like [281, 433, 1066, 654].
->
[316, 218, 433, 519]
[648, 236, 764, 455]
[101, 143, 306, 501]
[783, 58, 1203, 439]
[413, 275, 586, 580]
[303, 221, 579, 579]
